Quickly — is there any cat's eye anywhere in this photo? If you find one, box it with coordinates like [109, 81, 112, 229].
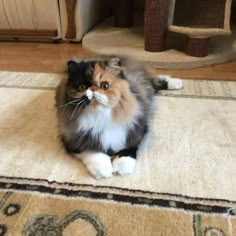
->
[100, 82, 110, 90]
[78, 84, 86, 92]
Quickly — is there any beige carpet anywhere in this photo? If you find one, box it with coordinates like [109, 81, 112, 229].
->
[0, 71, 236, 235]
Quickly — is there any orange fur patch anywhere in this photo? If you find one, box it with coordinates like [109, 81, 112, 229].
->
[93, 64, 138, 124]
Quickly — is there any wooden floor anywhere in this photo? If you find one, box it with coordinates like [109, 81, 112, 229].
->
[0, 41, 236, 81]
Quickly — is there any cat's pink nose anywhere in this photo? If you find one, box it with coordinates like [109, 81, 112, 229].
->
[90, 86, 97, 92]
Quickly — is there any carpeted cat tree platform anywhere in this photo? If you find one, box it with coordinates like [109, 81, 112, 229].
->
[168, 0, 232, 57]
[83, 0, 236, 69]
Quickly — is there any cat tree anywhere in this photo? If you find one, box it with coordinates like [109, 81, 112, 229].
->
[168, 0, 232, 57]
[113, 0, 232, 57]
[83, 0, 235, 68]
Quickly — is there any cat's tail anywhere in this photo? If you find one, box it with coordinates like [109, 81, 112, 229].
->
[151, 74, 184, 91]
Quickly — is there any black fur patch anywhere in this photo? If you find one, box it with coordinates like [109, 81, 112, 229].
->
[61, 131, 104, 155]
[152, 79, 168, 91]
[116, 147, 138, 159]
[67, 61, 95, 88]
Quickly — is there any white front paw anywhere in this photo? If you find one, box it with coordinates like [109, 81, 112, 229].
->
[158, 75, 184, 90]
[81, 153, 113, 179]
[113, 156, 136, 176]
[167, 78, 183, 90]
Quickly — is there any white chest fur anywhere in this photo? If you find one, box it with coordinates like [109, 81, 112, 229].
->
[78, 106, 128, 152]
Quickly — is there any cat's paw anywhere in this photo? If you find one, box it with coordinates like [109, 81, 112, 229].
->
[113, 156, 136, 176]
[81, 153, 113, 179]
[158, 75, 184, 90]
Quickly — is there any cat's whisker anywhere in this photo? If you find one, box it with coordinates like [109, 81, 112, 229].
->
[71, 100, 87, 119]
[132, 92, 141, 96]
[58, 98, 83, 108]
[70, 102, 82, 120]
[60, 98, 84, 118]
[61, 98, 84, 119]
[70, 99, 88, 119]
[69, 95, 82, 99]
[76, 100, 87, 116]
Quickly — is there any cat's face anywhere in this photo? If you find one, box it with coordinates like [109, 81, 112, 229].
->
[65, 58, 132, 112]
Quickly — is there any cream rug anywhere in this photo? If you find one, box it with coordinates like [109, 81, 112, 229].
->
[0, 71, 236, 235]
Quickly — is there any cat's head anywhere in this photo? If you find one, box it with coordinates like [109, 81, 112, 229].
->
[65, 58, 136, 114]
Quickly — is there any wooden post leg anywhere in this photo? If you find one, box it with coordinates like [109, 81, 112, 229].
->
[65, 0, 77, 39]
[144, 0, 169, 52]
[185, 38, 209, 57]
[113, 0, 134, 28]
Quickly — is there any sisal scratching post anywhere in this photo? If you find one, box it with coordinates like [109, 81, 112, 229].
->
[186, 38, 210, 57]
[144, 0, 169, 52]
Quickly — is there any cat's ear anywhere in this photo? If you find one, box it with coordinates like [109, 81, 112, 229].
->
[107, 57, 121, 68]
[67, 60, 78, 73]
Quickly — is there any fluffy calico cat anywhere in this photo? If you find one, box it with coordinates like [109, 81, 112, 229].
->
[55, 57, 183, 179]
